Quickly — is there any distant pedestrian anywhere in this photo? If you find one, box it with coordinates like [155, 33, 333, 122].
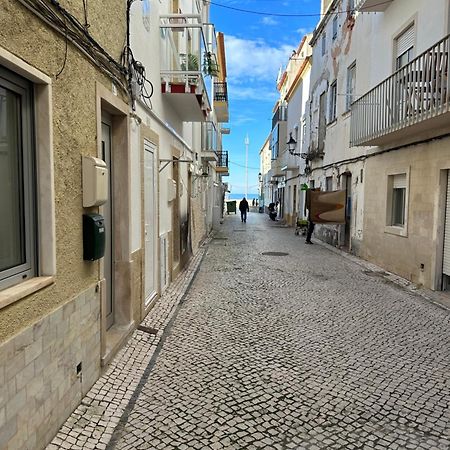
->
[239, 197, 250, 223]
[256, 199, 258, 207]
[252, 198, 255, 207]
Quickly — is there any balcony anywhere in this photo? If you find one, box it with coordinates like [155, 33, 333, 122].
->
[355, 0, 393, 12]
[272, 105, 287, 130]
[214, 82, 229, 123]
[201, 121, 218, 161]
[216, 151, 229, 176]
[160, 14, 216, 122]
[351, 35, 450, 147]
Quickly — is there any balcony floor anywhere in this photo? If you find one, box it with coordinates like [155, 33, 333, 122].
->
[354, 109, 450, 148]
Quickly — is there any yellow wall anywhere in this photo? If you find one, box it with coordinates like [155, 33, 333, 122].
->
[0, 0, 127, 341]
[362, 137, 450, 288]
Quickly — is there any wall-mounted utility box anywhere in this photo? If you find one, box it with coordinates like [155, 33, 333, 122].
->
[83, 214, 105, 261]
[167, 178, 177, 202]
[82, 156, 108, 207]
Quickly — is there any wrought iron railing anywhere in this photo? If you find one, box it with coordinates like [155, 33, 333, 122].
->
[351, 34, 450, 146]
[214, 82, 228, 102]
[216, 151, 228, 168]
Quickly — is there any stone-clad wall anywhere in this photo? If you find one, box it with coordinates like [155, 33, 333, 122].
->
[0, 284, 100, 450]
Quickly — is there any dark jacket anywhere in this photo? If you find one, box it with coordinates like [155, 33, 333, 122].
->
[239, 199, 249, 212]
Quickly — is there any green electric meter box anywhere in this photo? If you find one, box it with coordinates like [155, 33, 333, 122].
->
[83, 213, 105, 261]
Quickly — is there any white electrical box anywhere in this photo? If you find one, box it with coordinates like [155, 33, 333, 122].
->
[167, 178, 177, 202]
[82, 156, 108, 207]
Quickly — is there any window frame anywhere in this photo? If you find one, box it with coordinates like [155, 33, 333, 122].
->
[394, 23, 415, 70]
[329, 80, 337, 122]
[332, 16, 338, 40]
[385, 170, 410, 237]
[0, 67, 36, 290]
[346, 61, 356, 111]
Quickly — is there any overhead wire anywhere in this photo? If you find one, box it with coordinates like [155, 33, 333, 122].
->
[206, 0, 394, 17]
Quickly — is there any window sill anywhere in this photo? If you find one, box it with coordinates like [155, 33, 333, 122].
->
[0, 276, 55, 310]
[384, 225, 408, 237]
[327, 119, 338, 128]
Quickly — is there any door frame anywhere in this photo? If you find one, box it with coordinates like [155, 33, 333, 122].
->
[101, 115, 114, 330]
[143, 140, 158, 306]
[434, 168, 450, 290]
[96, 82, 133, 366]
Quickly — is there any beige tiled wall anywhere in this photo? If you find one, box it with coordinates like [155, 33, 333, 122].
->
[0, 284, 100, 450]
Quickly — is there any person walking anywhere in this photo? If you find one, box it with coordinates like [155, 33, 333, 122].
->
[239, 197, 250, 223]
[305, 188, 316, 244]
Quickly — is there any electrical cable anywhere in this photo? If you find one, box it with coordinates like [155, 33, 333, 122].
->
[55, 18, 68, 79]
[206, 0, 393, 17]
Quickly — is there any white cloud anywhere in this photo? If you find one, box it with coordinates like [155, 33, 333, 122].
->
[228, 83, 279, 102]
[224, 35, 293, 83]
[261, 17, 279, 26]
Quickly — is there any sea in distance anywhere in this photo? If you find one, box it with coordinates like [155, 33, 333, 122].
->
[226, 193, 259, 201]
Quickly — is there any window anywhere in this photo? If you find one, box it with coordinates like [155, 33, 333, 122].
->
[348, 0, 355, 13]
[321, 33, 327, 56]
[346, 62, 356, 110]
[271, 123, 279, 160]
[326, 176, 333, 191]
[329, 81, 337, 122]
[0, 67, 36, 289]
[395, 24, 415, 69]
[388, 174, 407, 227]
[332, 16, 338, 40]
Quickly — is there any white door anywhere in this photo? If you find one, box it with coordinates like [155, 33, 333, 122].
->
[443, 171, 450, 277]
[144, 141, 157, 304]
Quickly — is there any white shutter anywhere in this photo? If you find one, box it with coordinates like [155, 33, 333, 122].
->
[443, 172, 450, 275]
[396, 25, 415, 58]
[392, 173, 406, 189]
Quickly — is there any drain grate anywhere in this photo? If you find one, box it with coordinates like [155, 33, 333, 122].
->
[262, 252, 289, 256]
[213, 237, 228, 240]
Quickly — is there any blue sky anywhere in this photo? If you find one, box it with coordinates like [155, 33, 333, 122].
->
[210, 0, 321, 195]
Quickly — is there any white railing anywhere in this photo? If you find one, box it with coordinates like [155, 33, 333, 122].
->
[160, 15, 217, 104]
[351, 34, 450, 146]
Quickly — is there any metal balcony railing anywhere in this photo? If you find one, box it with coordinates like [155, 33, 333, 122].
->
[202, 121, 218, 152]
[351, 34, 450, 146]
[216, 151, 228, 168]
[214, 82, 228, 102]
[160, 15, 218, 100]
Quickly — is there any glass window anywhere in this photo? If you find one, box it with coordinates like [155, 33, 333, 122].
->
[0, 68, 35, 289]
[346, 62, 356, 110]
[389, 173, 407, 227]
[329, 81, 337, 121]
[321, 33, 326, 56]
[332, 16, 338, 40]
[395, 24, 415, 69]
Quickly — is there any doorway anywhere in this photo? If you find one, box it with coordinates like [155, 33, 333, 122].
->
[101, 118, 114, 330]
[144, 141, 157, 304]
[442, 170, 450, 290]
[344, 173, 352, 250]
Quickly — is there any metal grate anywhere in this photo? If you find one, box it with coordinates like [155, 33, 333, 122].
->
[262, 252, 289, 256]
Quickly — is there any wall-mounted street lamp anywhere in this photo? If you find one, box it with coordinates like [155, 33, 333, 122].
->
[286, 133, 312, 175]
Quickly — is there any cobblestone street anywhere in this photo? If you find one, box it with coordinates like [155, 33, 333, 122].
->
[53, 211, 450, 450]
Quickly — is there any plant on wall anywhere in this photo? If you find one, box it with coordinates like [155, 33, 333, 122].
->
[203, 52, 219, 77]
[180, 53, 199, 71]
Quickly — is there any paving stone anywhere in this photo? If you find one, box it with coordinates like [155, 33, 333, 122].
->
[48, 214, 450, 449]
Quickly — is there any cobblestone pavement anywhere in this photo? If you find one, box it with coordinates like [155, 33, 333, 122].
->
[53, 212, 450, 450]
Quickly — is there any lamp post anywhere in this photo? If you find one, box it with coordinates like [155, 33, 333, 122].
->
[286, 133, 311, 175]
